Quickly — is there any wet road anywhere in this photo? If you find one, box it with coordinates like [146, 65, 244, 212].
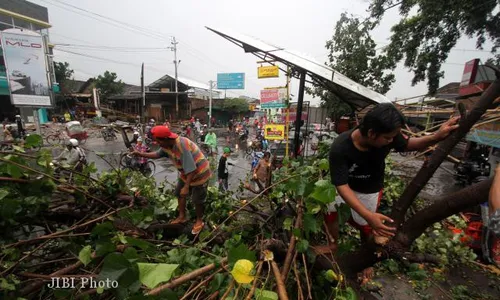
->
[52, 133, 458, 199]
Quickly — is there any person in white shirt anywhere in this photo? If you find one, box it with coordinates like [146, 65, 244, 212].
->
[54, 139, 86, 169]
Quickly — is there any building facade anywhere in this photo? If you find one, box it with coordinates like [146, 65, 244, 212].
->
[0, 0, 54, 122]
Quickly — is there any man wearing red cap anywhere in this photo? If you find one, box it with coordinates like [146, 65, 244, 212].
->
[132, 126, 211, 234]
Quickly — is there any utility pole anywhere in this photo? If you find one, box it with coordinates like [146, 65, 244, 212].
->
[170, 37, 179, 114]
[209, 80, 213, 128]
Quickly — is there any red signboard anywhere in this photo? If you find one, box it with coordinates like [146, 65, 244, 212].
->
[260, 89, 279, 104]
[460, 59, 479, 87]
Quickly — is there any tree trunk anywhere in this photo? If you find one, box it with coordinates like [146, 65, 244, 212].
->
[390, 77, 500, 226]
[315, 179, 493, 277]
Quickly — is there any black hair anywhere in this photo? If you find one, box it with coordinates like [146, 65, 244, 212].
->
[359, 103, 405, 136]
[263, 152, 271, 158]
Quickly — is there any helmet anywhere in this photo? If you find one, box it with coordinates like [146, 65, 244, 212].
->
[203, 124, 207, 127]
[137, 137, 143, 142]
[150, 119, 154, 122]
[15, 115, 21, 118]
[67, 139, 79, 147]
[133, 131, 139, 136]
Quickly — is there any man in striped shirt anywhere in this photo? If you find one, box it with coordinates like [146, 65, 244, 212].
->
[132, 126, 211, 234]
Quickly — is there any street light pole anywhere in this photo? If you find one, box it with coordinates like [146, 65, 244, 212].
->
[171, 37, 179, 114]
[209, 80, 213, 128]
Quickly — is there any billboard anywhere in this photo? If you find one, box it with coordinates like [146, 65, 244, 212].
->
[1, 29, 51, 106]
[258, 65, 279, 78]
[260, 87, 287, 108]
[217, 73, 245, 89]
[460, 59, 479, 87]
[264, 124, 285, 140]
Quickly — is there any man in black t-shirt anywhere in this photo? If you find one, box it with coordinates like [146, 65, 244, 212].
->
[327, 104, 459, 247]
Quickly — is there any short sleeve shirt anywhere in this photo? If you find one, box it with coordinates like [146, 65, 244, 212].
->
[156, 146, 196, 174]
[329, 129, 408, 193]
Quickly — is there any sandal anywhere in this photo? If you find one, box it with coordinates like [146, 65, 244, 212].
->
[169, 218, 187, 225]
[191, 222, 205, 235]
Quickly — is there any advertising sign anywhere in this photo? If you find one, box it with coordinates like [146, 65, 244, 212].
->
[1, 29, 51, 106]
[264, 124, 285, 140]
[258, 65, 279, 78]
[260, 87, 287, 108]
[217, 72, 245, 89]
[460, 59, 480, 87]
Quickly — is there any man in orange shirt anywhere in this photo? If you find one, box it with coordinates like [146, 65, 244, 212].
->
[133, 126, 211, 234]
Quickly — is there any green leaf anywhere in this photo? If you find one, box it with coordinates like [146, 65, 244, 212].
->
[309, 180, 336, 204]
[283, 218, 293, 231]
[99, 253, 132, 282]
[137, 263, 179, 289]
[295, 179, 306, 196]
[209, 273, 226, 293]
[297, 239, 309, 253]
[78, 245, 92, 266]
[228, 244, 256, 268]
[12, 145, 25, 153]
[254, 288, 278, 300]
[24, 134, 42, 147]
[92, 222, 114, 237]
[303, 214, 320, 239]
[0, 188, 9, 200]
[126, 237, 154, 250]
[305, 202, 321, 214]
[7, 164, 23, 179]
[318, 158, 329, 171]
[337, 203, 352, 226]
[95, 241, 116, 257]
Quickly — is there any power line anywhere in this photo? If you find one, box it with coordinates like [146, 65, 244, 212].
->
[56, 49, 169, 73]
[39, 0, 171, 41]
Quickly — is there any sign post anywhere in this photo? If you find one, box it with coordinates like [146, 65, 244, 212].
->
[216, 73, 245, 89]
[1, 29, 51, 107]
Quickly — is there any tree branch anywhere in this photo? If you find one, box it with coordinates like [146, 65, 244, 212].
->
[390, 78, 500, 225]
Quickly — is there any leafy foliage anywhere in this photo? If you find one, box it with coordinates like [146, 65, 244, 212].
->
[222, 98, 250, 113]
[369, 0, 500, 94]
[95, 70, 125, 102]
[54, 61, 75, 93]
[308, 13, 395, 121]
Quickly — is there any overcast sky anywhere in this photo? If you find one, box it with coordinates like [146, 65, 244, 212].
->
[32, 0, 495, 105]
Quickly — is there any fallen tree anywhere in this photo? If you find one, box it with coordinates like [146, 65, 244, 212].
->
[0, 73, 499, 299]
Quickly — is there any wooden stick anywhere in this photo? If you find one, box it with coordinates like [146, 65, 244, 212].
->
[282, 198, 303, 280]
[302, 254, 312, 300]
[180, 268, 222, 300]
[146, 258, 228, 295]
[245, 261, 263, 300]
[0, 240, 50, 276]
[20, 261, 83, 296]
[220, 279, 234, 300]
[293, 256, 304, 300]
[271, 261, 289, 300]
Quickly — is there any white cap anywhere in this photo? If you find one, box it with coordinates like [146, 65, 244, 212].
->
[137, 137, 143, 142]
[68, 139, 78, 147]
[133, 131, 139, 135]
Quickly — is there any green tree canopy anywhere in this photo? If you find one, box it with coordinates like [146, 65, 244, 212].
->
[370, 0, 500, 94]
[95, 71, 125, 102]
[308, 13, 395, 120]
[54, 61, 74, 93]
[222, 98, 249, 113]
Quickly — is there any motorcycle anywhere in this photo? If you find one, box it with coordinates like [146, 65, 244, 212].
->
[101, 126, 117, 141]
[239, 129, 248, 142]
[454, 153, 490, 186]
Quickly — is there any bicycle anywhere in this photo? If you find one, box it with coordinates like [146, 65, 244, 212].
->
[120, 152, 156, 177]
[45, 129, 64, 145]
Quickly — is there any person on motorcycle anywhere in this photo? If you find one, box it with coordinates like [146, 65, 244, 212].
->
[15, 115, 26, 139]
[204, 129, 217, 154]
[53, 139, 86, 170]
[132, 137, 149, 171]
[3, 125, 14, 142]
[130, 131, 141, 145]
[195, 119, 201, 133]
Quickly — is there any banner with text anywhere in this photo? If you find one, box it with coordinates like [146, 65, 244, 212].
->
[258, 65, 279, 78]
[264, 124, 285, 140]
[260, 87, 287, 108]
[1, 29, 51, 106]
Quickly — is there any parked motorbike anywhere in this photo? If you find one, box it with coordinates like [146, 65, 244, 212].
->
[454, 153, 490, 186]
[101, 126, 117, 141]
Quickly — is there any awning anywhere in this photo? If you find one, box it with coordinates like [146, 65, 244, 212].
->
[206, 26, 391, 110]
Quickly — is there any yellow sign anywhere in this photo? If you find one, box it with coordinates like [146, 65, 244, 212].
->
[249, 104, 256, 111]
[258, 66, 279, 78]
[264, 124, 285, 140]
